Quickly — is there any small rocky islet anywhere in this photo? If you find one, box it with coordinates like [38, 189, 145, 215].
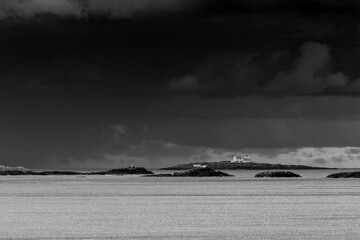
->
[255, 171, 302, 178]
[326, 171, 360, 178]
[145, 167, 234, 177]
[89, 167, 154, 175]
[173, 167, 233, 177]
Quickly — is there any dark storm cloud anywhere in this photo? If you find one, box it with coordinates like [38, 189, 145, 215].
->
[267, 42, 348, 94]
[2, 0, 360, 169]
[169, 75, 199, 92]
[0, 0, 80, 18]
[180, 42, 352, 97]
[1, 0, 360, 98]
[85, 0, 197, 18]
[0, 0, 359, 20]
[196, 0, 360, 16]
[0, 0, 200, 18]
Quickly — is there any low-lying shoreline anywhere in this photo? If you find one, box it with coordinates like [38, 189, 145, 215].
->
[1, 165, 359, 178]
[0, 165, 154, 176]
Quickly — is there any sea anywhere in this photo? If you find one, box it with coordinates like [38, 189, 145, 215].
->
[0, 169, 359, 239]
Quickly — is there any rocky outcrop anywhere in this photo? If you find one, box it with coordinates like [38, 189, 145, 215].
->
[143, 174, 173, 177]
[326, 172, 360, 178]
[161, 162, 333, 170]
[254, 171, 302, 178]
[173, 167, 233, 177]
[36, 171, 84, 175]
[144, 167, 233, 177]
[0, 165, 34, 175]
[92, 167, 154, 175]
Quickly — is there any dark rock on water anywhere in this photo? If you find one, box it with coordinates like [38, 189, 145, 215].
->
[173, 167, 233, 177]
[36, 171, 84, 176]
[255, 171, 302, 178]
[326, 172, 360, 178]
[93, 167, 154, 175]
[0, 170, 35, 175]
[144, 167, 233, 177]
[143, 174, 173, 177]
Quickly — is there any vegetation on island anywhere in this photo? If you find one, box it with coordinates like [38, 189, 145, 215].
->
[160, 162, 333, 170]
[144, 167, 233, 177]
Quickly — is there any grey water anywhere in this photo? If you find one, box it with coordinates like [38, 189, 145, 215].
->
[0, 169, 359, 239]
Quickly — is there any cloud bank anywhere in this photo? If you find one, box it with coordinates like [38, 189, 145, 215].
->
[87, 0, 189, 18]
[0, 0, 196, 18]
[268, 42, 348, 93]
[0, 0, 81, 18]
[1, 0, 360, 19]
[186, 42, 355, 96]
[169, 75, 199, 92]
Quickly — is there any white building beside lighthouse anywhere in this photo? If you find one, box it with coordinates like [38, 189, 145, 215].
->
[231, 154, 252, 163]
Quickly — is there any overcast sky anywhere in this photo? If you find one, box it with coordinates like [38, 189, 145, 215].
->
[1, 0, 360, 169]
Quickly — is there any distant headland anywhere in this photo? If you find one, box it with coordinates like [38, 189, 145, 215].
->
[0, 165, 153, 176]
[160, 154, 335, 170]
[160, 158, 334, 170]
[0, 164, 235, 177]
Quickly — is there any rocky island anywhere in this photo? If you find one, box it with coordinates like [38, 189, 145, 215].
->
[160, 161, 333, 170]
[0, 165, 34, 175]
[255, 171, 302, 178]
[145, 167, 233, 177]
[90, 167, 154, 175]
[326, 172, 360, 178]
[0, 165, 154, 176]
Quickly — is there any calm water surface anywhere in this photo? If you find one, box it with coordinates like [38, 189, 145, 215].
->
[0, 170, 359, 239]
